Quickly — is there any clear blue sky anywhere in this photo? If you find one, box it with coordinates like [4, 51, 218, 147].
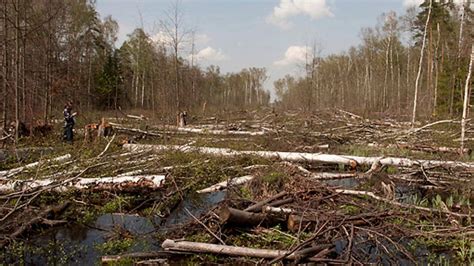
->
[96, 0, 418, 94]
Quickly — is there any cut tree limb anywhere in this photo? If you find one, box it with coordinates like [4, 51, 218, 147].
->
[217, 206, 269, 226]
[123, 144, 474, 169]
[0, 175, 166, 193]
[197, 175, 254, 193]
[244, 191, 287, 212]
[0, 154, 72, 178]
[176, 127, 266, 136]
[162, 239, 320, 261]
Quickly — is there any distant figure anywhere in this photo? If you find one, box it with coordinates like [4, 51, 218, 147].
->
[177, 111, 187, 127]
[63, 102, 76, 142]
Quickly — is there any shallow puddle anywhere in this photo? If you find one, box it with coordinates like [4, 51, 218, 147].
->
[7, 191, 226, 265]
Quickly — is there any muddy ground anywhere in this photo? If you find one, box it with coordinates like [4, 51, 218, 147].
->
[0, 108, 473, 265]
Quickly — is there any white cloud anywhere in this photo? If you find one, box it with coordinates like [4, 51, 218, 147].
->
[274, 45, 312, 66]
[194, 46, 228, 62]
[151, 31, 172, 45]
[267, 0, 333, 29]
[152, 32, 210, 46]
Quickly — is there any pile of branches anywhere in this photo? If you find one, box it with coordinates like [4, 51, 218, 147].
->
[153, 165, 471, 264]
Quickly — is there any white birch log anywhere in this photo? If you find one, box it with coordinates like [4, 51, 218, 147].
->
[309, 172, 358, 180]
[126, 114, 148, 120]
[262, 206, 294, 214]
[176, 127, 266, 136]
[197, 175, 254, 193]
[0, 154, 72, 178]
[162, 239, 298, 259]
[123, 144, 474, 169]
[0, 175, 166, 193]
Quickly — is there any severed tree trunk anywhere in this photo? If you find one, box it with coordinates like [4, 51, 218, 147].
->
[217, 207, 269, 226]
[0, 175, 166, 193]
[123, 144, 474, 169]
[461, 45, 473, 151]
[412, 0, 432, 125]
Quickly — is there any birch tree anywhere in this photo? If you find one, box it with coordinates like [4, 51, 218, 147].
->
[461, 44, 473, 151]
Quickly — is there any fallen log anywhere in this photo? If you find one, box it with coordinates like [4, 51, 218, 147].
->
[244, 191, 287, 212]
[197, 175, 254, 193]
[217, 206, 268, 226]
[161, 239, 326, 261]
[309, 172, 358, 180]
[0, 175, 166, 193]
[287, 214, 315, 233]
[0, 154, 72, 178]
[123, 144, 474, 169]
[263, 206, 293, 214]
[126, 114, 148, 120]
[368, 143, 471, 155]
[176, 127, 266, 136]
[109, 123, 161, 137]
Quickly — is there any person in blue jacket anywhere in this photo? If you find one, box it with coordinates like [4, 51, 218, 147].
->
[63, 102, 76, 142]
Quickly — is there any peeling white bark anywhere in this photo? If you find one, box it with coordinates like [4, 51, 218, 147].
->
[197, 175, 254, 193]
[123, 144, 474, 169]
[0, 154, 72, 178]
[0, 175, 166, 193]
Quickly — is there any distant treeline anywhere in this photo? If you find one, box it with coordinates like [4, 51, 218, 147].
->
[274, 1, 473, 119]
[0, 0, 270, 126]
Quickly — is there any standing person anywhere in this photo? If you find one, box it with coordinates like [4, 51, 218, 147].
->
[63, 102, 76, 142]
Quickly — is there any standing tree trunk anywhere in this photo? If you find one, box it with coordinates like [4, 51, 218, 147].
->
[433, 23, 440, 116]
[412, 0, 432, 125]
[2, 0, 9, 129]
[461, 45, 473, 152]
[14, 0, 20, 142]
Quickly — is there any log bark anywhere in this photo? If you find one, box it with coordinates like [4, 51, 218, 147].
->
[244, 191, 287, 212]
[162, 239, 306, 260]
[0, 154, 71, 178]
[217, 206, 268, 226]
[109, 123, 161, 137]
[176, 126, 266, 136]
[123, 144, 474, 169]
[0, 175, 166, 193]
[309, 172, 358, 180]
[197, 175, 254, 193]
[263, 206, 293, 214]
[287, 214, 315, 233]
[368, 142, 471, 155]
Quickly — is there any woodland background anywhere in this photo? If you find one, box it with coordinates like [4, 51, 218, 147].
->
[0, 0, 472, 126]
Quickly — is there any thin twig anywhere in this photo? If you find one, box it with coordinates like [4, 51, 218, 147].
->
[184, 207, 225, 245]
